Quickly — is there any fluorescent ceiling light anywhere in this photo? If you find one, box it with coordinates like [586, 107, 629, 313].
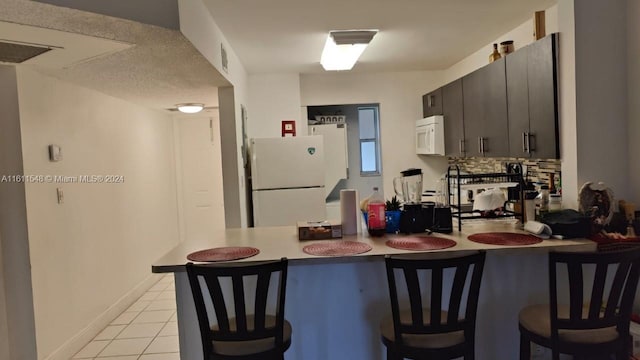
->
[321, 30, 377, 71]
[176, 103, 204, 113]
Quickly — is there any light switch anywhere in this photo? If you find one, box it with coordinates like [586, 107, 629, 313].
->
[56, 188, 64, 204]
[49, 145, 62, 162]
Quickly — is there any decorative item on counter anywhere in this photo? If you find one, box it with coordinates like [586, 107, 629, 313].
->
[367, 187, 386, 237]
[578, 181, 614, 233]
[499, 40, 514, 57]
[297, 221, 342, 240]
[385, 196, 401, 234]
[340, 189, 358, 235]
[489, 43, 501, 63]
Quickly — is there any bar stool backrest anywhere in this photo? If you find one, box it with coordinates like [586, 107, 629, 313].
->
[549, 249, 640, 342]
[385, 252, 486, 345]
[186, 258, 288, 357]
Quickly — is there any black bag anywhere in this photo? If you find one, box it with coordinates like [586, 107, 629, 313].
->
[541, 209, 591, 239]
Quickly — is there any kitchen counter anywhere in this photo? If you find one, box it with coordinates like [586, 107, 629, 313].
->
[152, 221, 595, 272]
[154, 221, 596, 360]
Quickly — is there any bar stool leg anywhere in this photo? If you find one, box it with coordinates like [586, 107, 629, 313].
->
[386, 348, 401, 360]
[519, 333, 530, 360]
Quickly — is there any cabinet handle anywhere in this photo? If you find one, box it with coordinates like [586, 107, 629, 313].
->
[481, 137, 486, 154]
[428, 95, 434, 108]
[459, 139, 465, 154]
[478, 137, 483, 154]
[527, 133, 534, 153]
[522, 132, 528, 153]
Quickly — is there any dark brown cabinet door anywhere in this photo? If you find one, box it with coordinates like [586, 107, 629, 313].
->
[506, 33, 559, 159]
[442, 79, 465, 156]
[506, 44, 530, 157]
[422, 88, 443, 117]
[462, 57, 509, 157]
[528, 34, 559, 159]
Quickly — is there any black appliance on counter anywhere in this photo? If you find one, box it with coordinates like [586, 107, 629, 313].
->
[399, 203, 452, 234]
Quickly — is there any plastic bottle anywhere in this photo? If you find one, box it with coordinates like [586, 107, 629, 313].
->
[367, 187, 386, 237]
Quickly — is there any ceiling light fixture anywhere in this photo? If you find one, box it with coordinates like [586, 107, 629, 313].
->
[320, 30, 378, 71]
[176, 103, 204, 114]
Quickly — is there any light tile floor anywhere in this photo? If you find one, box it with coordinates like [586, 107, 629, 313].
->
[74, 274, 180, 360]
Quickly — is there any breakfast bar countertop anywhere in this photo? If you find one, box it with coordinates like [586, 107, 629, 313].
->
[152, 221, 596, 273]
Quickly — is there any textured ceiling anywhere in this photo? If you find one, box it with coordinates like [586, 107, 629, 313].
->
[202, 0, 557, 74]
[0, 0, 229, 111]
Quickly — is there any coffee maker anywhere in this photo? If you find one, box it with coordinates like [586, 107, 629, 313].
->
[394, 169, 430, 233]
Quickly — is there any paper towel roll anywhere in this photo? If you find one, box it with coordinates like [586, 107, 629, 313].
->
[340, 189, 358, 235]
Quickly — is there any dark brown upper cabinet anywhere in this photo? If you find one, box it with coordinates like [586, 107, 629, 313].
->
[442, 79, 465, 156]
[462, 57, 509, 157]
[507, 33, 559, 159]
[422, 88, 443, 117]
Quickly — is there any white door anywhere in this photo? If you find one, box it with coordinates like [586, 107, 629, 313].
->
[252, 187, 326, 226]
[176, 114, 225, 241]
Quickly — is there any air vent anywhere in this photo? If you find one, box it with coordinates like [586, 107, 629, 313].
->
[0, 41, 52, 63]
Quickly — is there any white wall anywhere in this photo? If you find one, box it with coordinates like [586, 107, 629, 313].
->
[248, 73, 302, 138]
[300, 71, 448, 198]
[0, 233, 9, 360]
[178, 0, 250, 227]
[573, 0, 629, 202]
[0, 65, 38, 360]
[628, 0, 640, 205]
[16, 68, 180, 359]
[443, 5, 558, 85]
[558, 0, 579, 209]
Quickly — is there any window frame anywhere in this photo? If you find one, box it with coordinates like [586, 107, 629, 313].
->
[358, 106, 381, 176]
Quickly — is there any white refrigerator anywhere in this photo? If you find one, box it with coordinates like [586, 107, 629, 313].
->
[250, 136, 326, 227]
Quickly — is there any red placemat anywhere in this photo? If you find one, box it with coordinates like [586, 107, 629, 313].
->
[187, 247, 260, 262]
[303, 241, 372, 257]
[386, 236, 456, 251]
[467, 232, 543, 246]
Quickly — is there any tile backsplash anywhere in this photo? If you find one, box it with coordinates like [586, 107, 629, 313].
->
[448, 157, 562, 189]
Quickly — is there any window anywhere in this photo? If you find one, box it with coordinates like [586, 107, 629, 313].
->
[358, 107, 380, 175]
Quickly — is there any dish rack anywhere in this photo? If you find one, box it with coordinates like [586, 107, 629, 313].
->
[447, 165, 524, 231]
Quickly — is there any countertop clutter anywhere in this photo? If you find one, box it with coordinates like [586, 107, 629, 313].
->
[152, 221, 595, 273]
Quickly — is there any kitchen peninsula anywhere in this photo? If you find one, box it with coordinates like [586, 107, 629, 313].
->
[153, 222, 595, 360]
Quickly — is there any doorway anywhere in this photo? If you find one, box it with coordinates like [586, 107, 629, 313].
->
[307, 103, 383, 202]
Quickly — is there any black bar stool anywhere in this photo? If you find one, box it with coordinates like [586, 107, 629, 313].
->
[186, 258, 290, 360]
[381, 252, 486, 360]
[519, 249, 640, 360]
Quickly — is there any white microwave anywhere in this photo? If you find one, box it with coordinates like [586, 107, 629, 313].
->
[416, 115, 445, 155]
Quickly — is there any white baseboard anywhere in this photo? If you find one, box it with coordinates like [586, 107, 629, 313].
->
[43, 273, 165, 360]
